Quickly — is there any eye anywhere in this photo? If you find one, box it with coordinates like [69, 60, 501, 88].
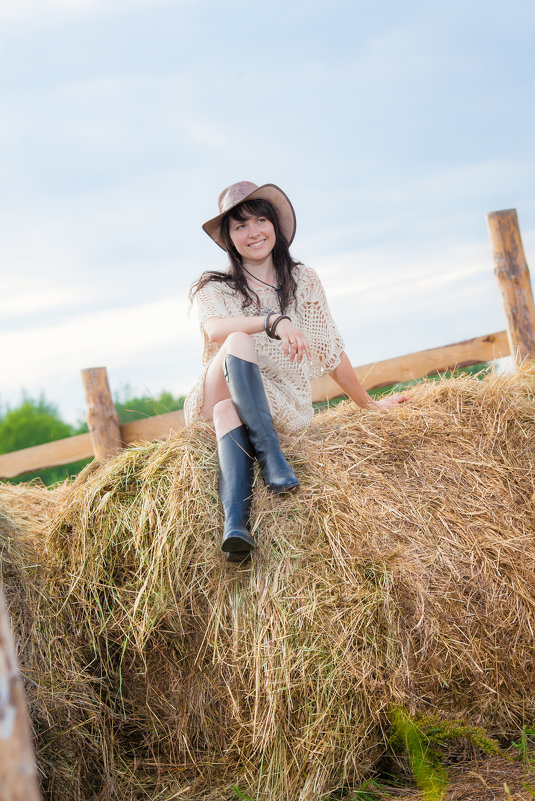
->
[234, 223, 245, 231]
[257, 217, 266, 223]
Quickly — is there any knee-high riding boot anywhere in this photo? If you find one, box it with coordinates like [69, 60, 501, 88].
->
[218, 424, 256, 556]
[223, 354, 300, 494]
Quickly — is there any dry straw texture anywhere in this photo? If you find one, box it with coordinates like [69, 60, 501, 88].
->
[1, 370, 535, 800]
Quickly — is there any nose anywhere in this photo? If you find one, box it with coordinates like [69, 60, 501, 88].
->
[246, 222, 261, 240]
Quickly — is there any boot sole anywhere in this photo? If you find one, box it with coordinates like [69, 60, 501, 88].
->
[221, 533, 256, 553]
[267, 481, 300, 494]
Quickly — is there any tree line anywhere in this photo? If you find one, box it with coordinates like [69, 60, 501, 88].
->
[0, 390, 185, 486]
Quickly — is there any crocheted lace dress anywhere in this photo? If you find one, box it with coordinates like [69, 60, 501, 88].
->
[184, 265, 345, 434]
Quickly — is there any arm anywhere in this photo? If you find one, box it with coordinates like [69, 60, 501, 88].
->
[330, 352, 375, 408]
[204, 315, 265, 345]
[205, 314, 312, 363]
[331, 352, 408, 409]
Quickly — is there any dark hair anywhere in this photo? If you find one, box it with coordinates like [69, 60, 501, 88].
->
[190, 198, 300, 312]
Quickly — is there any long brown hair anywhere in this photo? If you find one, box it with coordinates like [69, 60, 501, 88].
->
[190, 198, 301, 312]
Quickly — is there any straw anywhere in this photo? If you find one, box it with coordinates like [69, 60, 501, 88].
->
[1, 368, 535, 800]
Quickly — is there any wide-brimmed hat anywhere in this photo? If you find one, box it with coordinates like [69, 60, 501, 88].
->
[202, 181, 296, 250]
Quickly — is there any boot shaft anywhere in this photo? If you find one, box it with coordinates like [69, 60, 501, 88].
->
[217, 424, 256, 553]
[223, 354, 299, 493]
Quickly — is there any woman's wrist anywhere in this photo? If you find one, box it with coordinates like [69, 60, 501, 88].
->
[268, 314, 291, 340]
[264, 311, 276, 336]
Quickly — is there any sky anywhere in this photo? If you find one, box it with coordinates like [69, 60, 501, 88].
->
[1, 0, 534, 424]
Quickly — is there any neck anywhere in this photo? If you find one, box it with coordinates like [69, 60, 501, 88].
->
[240, 255, 276, 284]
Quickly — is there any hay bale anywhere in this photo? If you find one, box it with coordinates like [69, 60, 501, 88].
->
[1, 370, 535, 801]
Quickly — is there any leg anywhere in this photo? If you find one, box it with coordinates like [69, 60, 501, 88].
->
[203, 335, 258, 562]
[200, 332, 257, 422]
[223, 354, 299, 493]
[206, 332, 299, 493]
[203, 332, 299, 565]
[214, 399, 255, 558]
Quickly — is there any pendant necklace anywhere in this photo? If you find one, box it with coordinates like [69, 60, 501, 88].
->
[241, 265, 284, 314]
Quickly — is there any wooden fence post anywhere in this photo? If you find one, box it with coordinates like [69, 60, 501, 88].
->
[0, 584, 42, 801]
[81, 367, 123, 459]
[487, 209, 535, 366]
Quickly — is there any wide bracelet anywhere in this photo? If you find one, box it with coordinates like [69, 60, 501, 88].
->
[264, 311, 276, 337]
[269, 314, 291, 340]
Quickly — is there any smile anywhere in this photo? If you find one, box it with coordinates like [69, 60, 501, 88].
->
[248, 239, 267, 249]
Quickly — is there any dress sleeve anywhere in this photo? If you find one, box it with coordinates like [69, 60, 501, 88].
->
[194, 279, 231, 329]
[297, 267, 345, 380]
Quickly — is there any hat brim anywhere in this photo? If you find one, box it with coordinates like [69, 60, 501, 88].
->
[202, 183, 296, 250]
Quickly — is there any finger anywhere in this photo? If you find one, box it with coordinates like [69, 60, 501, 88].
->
[304, 339, 312, 361]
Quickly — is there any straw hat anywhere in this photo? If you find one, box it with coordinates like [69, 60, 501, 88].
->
[202, 181, 297, 250]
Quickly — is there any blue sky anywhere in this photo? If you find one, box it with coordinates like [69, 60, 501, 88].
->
[1, 0, 534, 423]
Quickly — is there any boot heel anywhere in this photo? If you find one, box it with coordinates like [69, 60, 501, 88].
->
[221, 529, 255, 552]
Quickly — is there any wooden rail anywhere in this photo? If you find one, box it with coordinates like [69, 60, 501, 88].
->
[0, 331, 509, 479]
[0, 207, 533, 481]
[311, 329, 509, 403]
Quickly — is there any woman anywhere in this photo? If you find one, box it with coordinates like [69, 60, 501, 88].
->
[185, 181, 407, 561]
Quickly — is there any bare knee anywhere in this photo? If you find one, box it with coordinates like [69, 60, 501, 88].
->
[223, 331, 257, 361]
[213, 398, 243, 439]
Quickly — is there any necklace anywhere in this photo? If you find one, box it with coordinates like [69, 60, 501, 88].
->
[241, 265, 284, 313]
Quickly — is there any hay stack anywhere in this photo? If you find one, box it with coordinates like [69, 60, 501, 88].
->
[1, 370, 535, 801]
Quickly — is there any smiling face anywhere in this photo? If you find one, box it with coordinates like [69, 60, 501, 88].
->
[227, 212, 277, 267]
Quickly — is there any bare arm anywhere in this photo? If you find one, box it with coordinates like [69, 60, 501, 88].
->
[330, 352, 374, 407]
[331, 351, 408, 409]
[204, 315, 265, 344]
[204, 315, 312, 364]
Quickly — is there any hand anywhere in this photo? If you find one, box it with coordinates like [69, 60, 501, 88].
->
[370, 394, 409, 410]
[275, 318, 312, 364]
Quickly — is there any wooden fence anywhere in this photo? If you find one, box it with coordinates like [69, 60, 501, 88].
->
[0, 208, 534, 480]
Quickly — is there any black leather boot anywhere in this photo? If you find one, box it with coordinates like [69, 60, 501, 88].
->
[223, 354, 300, 494]
[218, 424, 256, 555]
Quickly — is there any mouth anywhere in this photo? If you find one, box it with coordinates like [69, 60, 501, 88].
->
[248, 239, 267, 249]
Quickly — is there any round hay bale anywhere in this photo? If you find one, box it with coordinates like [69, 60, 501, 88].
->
[1, 370, 535, 801]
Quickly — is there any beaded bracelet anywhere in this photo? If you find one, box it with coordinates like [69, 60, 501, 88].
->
[269, 314, 291, 340]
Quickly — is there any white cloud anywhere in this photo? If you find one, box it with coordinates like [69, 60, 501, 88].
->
[0, 282, 86, 321]
[1, 294, 200, 393]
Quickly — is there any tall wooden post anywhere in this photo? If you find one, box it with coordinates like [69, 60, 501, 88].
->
[487, 209, 535, 366]
[0, 584, 42, 801]
[81, 367, 123, 459]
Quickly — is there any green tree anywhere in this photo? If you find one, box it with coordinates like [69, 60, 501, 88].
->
[0, 395, 71, 452]
[0, 395, 91, 486]
[112, 387, 184, 423]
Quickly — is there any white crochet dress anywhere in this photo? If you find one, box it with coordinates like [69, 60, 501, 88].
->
[184, 265, 345, 434]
